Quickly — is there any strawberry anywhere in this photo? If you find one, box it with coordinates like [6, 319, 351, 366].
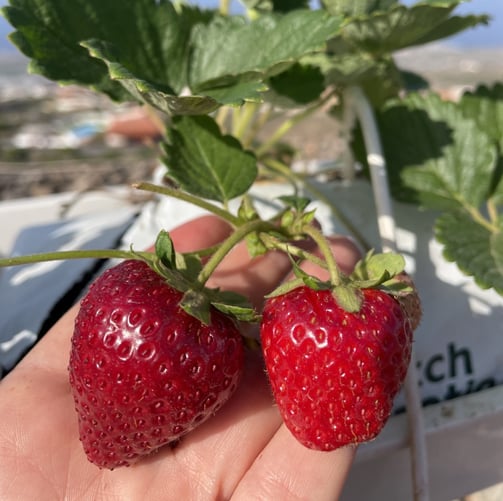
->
[394, 272, 422, 332]
[69, 259, 244, 469]
[260, 285, 413, 451]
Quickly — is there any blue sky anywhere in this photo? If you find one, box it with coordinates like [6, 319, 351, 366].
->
[1, 0, 502, 51]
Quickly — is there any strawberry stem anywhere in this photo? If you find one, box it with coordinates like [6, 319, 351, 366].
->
[133, 182, 241, 226]
[301, 224, 343, 287]
[0, 249, 148, 267]
[195, 219, 283, 287]
[259, 233, 327, 269]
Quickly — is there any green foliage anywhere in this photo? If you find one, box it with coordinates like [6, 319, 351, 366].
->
[162, 115, 258, 203]
[240, 0, 310, 13]
[355, 90, 503, 291]
[435, 211, 503, 294]
[322, 0, 399, 17]
[1, 0, 501, 295]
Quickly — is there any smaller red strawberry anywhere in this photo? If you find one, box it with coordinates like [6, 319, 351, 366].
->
[394, 272, 422, 332]
[69, 259, 244, 469]
[260, 285, 413, 451]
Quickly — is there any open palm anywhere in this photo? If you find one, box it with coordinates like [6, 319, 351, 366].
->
[0, 215, 360, 501]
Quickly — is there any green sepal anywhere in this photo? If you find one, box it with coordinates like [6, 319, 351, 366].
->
[350, 249, 405, 287]
[379, 276, 414, 296]
[265, 277, 305, 299]
[182, 287, 259, 324]
[181, 289, 212, 325]
[153, 229, 203, 282]
[155, 230, 176, 269]
[210, 289, 260, 323]
[332, 284, 363, 313]
[278, 195, 311, 212]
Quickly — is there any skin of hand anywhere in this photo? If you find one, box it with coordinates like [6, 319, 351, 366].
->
[0, 214, 361, 501]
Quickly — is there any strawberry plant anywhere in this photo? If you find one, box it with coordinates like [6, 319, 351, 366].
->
[0, 0, 501, 492]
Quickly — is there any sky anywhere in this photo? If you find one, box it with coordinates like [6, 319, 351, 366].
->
[0, 0, 502, 52]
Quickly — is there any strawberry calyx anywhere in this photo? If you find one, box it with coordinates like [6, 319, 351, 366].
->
[136, 229, 260, 325]
[266, 229, 411, 314]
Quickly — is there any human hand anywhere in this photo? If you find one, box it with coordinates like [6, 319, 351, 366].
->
[0, 215, 361, 500]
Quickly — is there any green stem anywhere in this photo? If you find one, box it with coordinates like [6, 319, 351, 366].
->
[259, 234, 327, 269]
[256, 97, 328, 157]
[133, 182, 240, 226]
[215, 106, 230, 132]
[0, 249, 146, 268]
[243, 103, 272, 149]
[262, 157, 372, 251]
[196, 219, 280, 286]
[463, 201, 498, 233]
[486, 198, 500, 227]
[233, 102, 260, 142]
[301, 224, 343, 286]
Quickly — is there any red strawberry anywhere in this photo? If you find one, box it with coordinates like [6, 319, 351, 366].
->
[394, 272, 422, 332]
[69, 259, 244, 469]
[260, 285, 412, 451]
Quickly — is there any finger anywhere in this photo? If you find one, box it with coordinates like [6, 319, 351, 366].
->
[232, 426, 356, 501]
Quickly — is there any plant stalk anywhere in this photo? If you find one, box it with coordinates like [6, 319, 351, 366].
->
[196, 219, 280, 287]
[256, 96, 330, 157]
[259, 234, 328, 269]
[233, 102, 260, 142]
[300, 224, 343, 287]
[0, 249, 144, 268]
[133, 182, 240, 226]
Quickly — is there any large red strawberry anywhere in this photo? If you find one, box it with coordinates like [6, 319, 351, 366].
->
[260, 285, 412, 450]
[69, 259, 244, 469]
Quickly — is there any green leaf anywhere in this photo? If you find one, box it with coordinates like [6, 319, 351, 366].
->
[460, 84, 503, 203]
[321, 0, 398, 17]
[81, 39, 220, 115]
[435, 211, 503, 294]
[162, 115, 258, 203]
[2, 0, 214, 102]
[202, 80, 269, 107]
[189, 10, 342, 92]
[331, 1, 488, 55]
[278, 195, 312, 212]
[365, 92, 498, 209]
[460, 84, 503, 151]
[400, 94, 497, 210]
[322, 50, 405, 105]
[401, 70, 430, 92]
[241, 0, 310, 13]
[267, 63, 325, 106]
[322, 52, 380, 86]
